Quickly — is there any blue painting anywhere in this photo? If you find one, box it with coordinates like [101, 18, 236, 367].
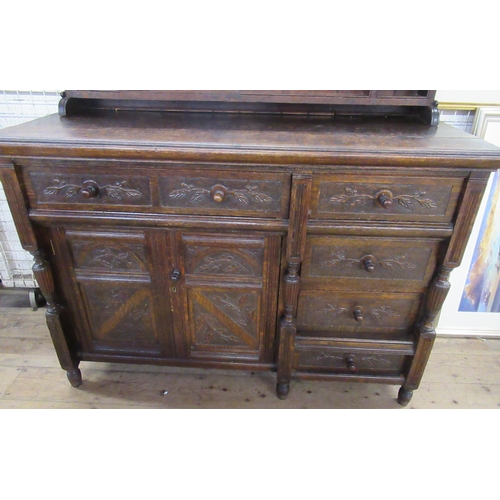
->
[460, 170, 500, 312]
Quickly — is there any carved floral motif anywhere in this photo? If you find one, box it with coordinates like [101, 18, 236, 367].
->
[72, 243, 147, 271]
[195, 313, 243, 346]
[323, 304, 401, 320]
[43, 179, 143, 200]
[209, 293, 257, 332]
[169, 183, 272, 204]
[329, 187, 437, 210]
[195, 253, 253, 275]
[312, 352, 393, 367]
[192, 291, 258, 349]
[86, 287, 154, 343]
[322, 252, 417, 271]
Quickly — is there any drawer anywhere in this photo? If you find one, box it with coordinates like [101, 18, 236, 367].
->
[23, 160, 290, 219]
[29, 171, 152, 208]
[294, 339, 413, 374]
[159, 170, 290, 218]
[302, 235, 441, 291]
[311, 174, 463, 222]
[296, 290, 422, 335]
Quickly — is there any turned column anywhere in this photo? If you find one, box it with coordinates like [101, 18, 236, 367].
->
[0, 164, 81, 386]
[277, 174, 312, 399]
[31, 250, 82, 387]
[399, 172, 489, 406]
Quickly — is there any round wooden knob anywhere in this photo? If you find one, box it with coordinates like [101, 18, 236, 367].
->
[376, 190, 393, 209]
[353, 308, 364, 323]
[81, 181, 99, 199]
[345, 355, 356, 372]
[210, 184, 228, 203]
[361, 255, 376, 273]
[170, 269, 181, 281]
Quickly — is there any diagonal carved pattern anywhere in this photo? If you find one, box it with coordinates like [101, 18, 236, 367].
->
[85, 285, 155, 343]
[191, 289, 259, 349]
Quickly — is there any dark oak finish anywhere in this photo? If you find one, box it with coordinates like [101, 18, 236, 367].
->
[1, 90, 499, 406]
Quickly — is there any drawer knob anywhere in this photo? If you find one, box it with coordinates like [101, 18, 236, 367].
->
[361, 255, 376, 273]
[81, 181, 100, 199]
[210, 184, 228, 203]
[345, 355, 356, 372]
[376, 190, 393, 209]
[353, 307, 364, 323]
[170, 269, 181, 281]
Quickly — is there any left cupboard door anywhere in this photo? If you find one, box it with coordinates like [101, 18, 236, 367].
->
[48, 227, 176, 359]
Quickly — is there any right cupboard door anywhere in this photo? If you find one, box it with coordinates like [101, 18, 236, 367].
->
[167, 231, 282, 365]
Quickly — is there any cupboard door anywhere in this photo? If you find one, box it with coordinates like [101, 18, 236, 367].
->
[168, 231, 282, 363]
[51, 227, 176, 358]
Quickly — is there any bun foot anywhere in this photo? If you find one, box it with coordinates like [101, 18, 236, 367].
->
[398, 387, 413, 406]
[277, 383, 290, 400]
[67, 368, 82, 388]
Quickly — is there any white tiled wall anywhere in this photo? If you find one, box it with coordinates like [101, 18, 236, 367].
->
[0, 90, 60, 287]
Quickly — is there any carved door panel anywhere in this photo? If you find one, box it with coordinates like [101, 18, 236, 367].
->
[167, 231, 282, 363]
[50, 227, 176, 358]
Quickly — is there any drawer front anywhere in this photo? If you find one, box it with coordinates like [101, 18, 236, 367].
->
[296, 291, 422, 334]
[29, 171, 152, 208]
[302, 236, 440, 291]
[159, 171, 290, 218]
[22, 160, 290, 219]
[311, 174, 463, 222]
[294, 344, 408, 374]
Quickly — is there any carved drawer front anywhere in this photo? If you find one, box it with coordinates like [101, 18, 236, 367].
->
[158, 170, 290, 218]
[294, 341, 410, 375]
[66, 231, 149, 276]
[302, 236, 441, 291]
[311, 174, 463, 222]
[29, 171, 152, 208]
[296, 291, 422, 335]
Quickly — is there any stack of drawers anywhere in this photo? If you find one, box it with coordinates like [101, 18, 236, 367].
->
[278, 171, 467, 404]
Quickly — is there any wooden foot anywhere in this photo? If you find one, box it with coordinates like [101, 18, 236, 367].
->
[67, 368, 82, 388]
[398, 387, 413, 407]
[277, 383, 290, 400]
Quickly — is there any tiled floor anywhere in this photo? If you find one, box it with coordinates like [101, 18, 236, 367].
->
[1, 288, 499, 409]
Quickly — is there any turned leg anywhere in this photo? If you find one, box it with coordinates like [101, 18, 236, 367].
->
[33, 250, 82, 388]
[67, 368, 83, 387]
[398, 387, 413, 406]
[276, 320, 295, 400]
[277, 382, 290, 400]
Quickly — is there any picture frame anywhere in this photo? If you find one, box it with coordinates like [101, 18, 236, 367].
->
[437, 106, 500, 337]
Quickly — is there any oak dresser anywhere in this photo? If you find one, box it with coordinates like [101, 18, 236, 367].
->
[1, 90, 499, 406]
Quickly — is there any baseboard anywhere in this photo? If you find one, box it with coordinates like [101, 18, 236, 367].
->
[437, 327, 500, 339]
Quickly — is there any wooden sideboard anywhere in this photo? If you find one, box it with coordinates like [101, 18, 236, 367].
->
[1, 91, 499, 406]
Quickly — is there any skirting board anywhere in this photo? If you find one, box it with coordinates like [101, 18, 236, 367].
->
[437, 328, 500, 339]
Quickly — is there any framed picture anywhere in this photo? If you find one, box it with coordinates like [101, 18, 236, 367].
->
[438, 107, 500, 337]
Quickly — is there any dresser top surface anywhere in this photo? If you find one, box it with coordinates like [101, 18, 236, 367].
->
[1, 110, 499, 166]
